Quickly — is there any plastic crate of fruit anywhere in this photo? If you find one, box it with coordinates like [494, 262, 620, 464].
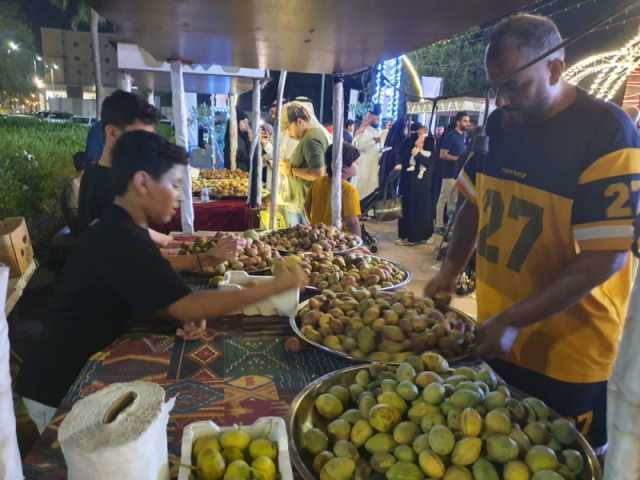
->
[178, 417, 293, 480]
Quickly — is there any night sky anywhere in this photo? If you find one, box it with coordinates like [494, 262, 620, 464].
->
[17, 0, 640, 110]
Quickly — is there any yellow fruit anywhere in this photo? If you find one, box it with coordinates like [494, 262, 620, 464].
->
[249, 438, 277, 460]
[193, 435, 221, 459]
[460, 408, 482, 437]
[420, 352, 449, 373]
[223, 459, 251, 479]
[428, 425, 456, 456]
[386, 461, 425, 480]
[369, 404, 401, 432]
[561, 449, 584, 475]
[252, 456, 277, 480]
[504, 460, 531, 480]
[531, 471, 563, 480]
[320, 457, 356, 480]
[472, 458, 500, 480]
[485, 410, 512, 435]
[451, 437, 482, 466]
[393, 421, 420, 445]
[444, 465, 473, 480]
[524, 422, 549, 445]
[303, 427, 329, 455]
[196, 448, 226, 480]
[328, 419, 352, 442]
[370, 451, 397, 473]
[486, 434, 519, 464]
[220, 429, 251, 450]
[419, 448, 446, 478]
[449, 390, 483, 409]
[364, 433, 396, 454]
[313, 451, 335, 474]
[351, 419, 374, 447]
[526, 446, 558, 473]
[221, 447, 244, 463]
[550, 419, 578, 446]
[316, 393, 345, 419]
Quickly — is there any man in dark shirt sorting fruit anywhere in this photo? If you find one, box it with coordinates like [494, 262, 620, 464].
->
[16, 131, 306, 433]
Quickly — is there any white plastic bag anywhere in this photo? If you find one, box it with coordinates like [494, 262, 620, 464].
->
[0, 265, 24, 479]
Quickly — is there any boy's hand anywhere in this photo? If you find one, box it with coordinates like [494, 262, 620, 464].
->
[177, 319, 207, 340]
[203, 237, 245, 266]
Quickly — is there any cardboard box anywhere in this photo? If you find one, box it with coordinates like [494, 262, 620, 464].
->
[0, 218, 34, 278]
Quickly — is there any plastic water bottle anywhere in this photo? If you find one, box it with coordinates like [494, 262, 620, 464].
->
[201, 187, 210, 203]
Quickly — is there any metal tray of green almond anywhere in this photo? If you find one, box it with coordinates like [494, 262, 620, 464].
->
[289, 294, 477, 365]
[287, 364, 602, 480]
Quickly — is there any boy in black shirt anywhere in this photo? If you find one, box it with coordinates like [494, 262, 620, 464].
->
[78, 90, 171, 246]
[17, 131, 306, 432]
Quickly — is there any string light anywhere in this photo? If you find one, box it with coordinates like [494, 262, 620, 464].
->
[564, 30, 640, 101]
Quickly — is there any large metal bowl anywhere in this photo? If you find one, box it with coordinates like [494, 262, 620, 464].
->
[304, 255, 412, 293]
[289, 296, 477, 365]
[288, 364, 602, 480]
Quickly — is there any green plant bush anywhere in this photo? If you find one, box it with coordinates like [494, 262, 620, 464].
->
[0, 118, 85, 248]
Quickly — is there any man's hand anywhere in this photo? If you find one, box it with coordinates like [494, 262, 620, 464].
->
[203, 237, 245, 266]
[424, 269, 457, 299]
[411, 147, 420, 157]
[393, 164, 403, 171]
[273, 261, 308, 290]
[474, 314, 520, 359]
[279, 160, 291, 176]
[177, 319, 207, 340]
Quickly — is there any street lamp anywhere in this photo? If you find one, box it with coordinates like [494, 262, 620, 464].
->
[8, 41, 19, 52]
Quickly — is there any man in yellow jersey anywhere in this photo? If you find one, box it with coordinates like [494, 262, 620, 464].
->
[425, 14, 640, 452]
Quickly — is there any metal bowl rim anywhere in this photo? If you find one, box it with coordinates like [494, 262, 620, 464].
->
[303, 254, 412, 292]
[287, 364, 602, 480]
[290, 296, 477, 365]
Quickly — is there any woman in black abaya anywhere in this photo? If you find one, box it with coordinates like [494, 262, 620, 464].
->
[395, 122, 435, 245]
[223, 108, 252, 171]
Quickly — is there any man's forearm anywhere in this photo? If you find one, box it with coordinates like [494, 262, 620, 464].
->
[344, 216, 361, 237]
[168, 280, 292, 324]
[501, 250, 628, 329]
[292, 167, 324, 181]
[441, 199, 478, 276]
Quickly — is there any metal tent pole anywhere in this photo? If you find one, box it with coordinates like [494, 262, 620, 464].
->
[319, 73, 326, 124]
[248, 79, 262, 208]
[331, 75, 345, 229]
[228, 95, 238, 170]
[269, 71, 288, 230]
[170, 60, 194, 233]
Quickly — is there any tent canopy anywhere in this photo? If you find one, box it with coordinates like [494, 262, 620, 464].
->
[117, 43, 264, 95]
[89, 0, 533, 74]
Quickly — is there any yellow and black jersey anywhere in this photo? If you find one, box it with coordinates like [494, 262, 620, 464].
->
[457, 88, 640, 383]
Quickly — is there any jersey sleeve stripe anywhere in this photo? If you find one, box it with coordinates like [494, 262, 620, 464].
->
[576, 237, 633, 251]
[578, 148, 640, 185]
[456, 171, 476, 201]
[573, 224, 633, 241]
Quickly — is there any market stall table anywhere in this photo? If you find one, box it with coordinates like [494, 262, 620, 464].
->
[21, 313, 353, 479]
[156, 198, 258, 233]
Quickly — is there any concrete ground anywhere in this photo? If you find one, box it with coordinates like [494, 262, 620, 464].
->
[363, 219, 477, 318]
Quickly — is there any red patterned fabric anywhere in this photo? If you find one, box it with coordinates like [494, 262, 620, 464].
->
[155, 199, 257, 233]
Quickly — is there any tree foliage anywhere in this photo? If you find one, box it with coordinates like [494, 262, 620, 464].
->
[0, 0, 37, 102]
[408, 30, 487, 98]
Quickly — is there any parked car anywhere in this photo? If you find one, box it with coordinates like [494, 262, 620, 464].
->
[71, 116, 97, 126]
[46, 112, 74, 123]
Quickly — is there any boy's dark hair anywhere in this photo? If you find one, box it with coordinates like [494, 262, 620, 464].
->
[101, 90, 160, 130]
[455, 111, 469, 123]
[287, 104, 311, 124]
[345, 119, 355, 128]
[111, 131, 188, 196]
[72, 151, 86, 172]
[325, 142, 360, 177]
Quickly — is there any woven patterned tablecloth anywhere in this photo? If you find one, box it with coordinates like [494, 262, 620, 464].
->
[22, 315, 353, 479]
